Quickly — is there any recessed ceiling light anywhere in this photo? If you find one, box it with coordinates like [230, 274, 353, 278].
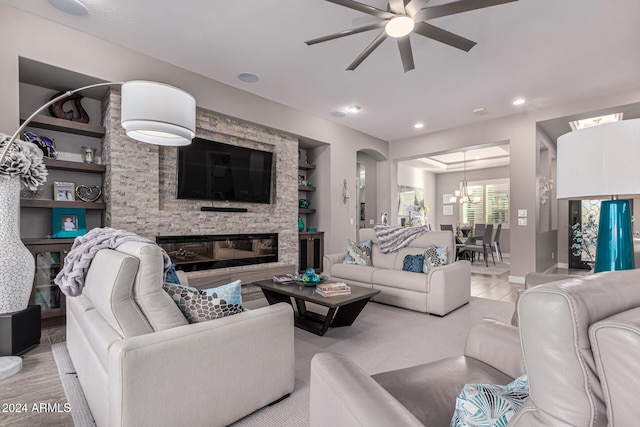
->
[569, 113, 623, 131]
[237, 73, 260, 83]
[472, 107, 488, 115]
[513, 98, 526, 106]
[48, 0, 88, 16]
[331, 111, 347, 117]
[414, 122, 424, 129]
[346, 105, 361, 113]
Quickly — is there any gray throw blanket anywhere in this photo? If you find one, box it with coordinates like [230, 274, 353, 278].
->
[374, 225, 430, 253]
[54, 227, 171, 297]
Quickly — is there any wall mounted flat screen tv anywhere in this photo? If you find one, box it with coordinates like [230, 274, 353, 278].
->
[177, 138, 274, 204]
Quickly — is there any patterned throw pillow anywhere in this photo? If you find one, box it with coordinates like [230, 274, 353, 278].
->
[423, 245, 448, 273]
[343, 239, 373, 266]
[450, 375, 529, 427]
[402, 254, 425, 273]
[163, 280, 243, 323]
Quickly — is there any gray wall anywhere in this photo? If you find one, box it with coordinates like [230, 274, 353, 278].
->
[435, 166, 511, 253]
[0, 4, 390, 256]
[389, 86, 640, 282]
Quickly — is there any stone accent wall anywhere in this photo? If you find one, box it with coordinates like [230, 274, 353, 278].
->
[102, 90, 299, 269]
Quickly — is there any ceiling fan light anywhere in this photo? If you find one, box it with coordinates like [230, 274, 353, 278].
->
[385, 16, 414, 38]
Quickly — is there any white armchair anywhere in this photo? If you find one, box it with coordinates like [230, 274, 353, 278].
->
[66, 241, 295, 427]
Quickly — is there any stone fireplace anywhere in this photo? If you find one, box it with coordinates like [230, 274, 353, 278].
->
[101, 90, 299, 284]
[157, 233, 278, 272]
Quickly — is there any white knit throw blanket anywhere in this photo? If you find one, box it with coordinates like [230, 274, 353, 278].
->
[54, 227, 171, 297]
[374, 225, 430, 253]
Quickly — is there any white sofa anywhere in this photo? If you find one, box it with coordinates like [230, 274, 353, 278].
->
[323, 229, 471, 315]
[66, 241, 295, 427]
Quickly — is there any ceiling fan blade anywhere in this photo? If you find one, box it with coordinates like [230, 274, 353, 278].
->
[404, 0, 427, 17]
[415, 0, 517, 22]
[388, 0, 406, 14]
[305, 21, 387, 45]
[414, 22, 476, 51]
[346, 31, 388, 71]
[325, 0, 395, 19]
[397, 36, 415, 72]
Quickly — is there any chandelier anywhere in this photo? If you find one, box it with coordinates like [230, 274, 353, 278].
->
[450, 152, 476, 204]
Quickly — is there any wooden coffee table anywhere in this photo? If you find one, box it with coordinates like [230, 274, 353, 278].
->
[253, 279, 380, 336]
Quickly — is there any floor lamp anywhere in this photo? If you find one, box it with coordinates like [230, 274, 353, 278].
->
[0, 80, 195, 380]
[557, 118, 640, 273]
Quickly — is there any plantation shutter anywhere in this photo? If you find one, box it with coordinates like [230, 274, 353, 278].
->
[486, 180, 510, 224]
[462, 185, 484, 224]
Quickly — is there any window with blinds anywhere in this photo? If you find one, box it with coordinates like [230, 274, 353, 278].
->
[460, 179, 510, 226]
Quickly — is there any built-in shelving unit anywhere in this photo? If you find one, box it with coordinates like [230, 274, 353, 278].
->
[18, 60, 108, 327]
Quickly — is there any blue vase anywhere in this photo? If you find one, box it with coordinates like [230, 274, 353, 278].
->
[594, 199, 635, 273]
[298, 216, 305, 232]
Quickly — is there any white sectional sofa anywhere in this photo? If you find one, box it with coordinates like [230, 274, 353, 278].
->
[323, 229, 471, 316]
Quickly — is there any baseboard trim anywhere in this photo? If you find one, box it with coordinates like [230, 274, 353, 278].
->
[543, 264, 558, 274]
[557, 262, 569, 269]
[508, 275, 525, 284]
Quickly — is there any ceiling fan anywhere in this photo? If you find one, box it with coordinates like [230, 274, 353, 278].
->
[305, 0, 518, 72]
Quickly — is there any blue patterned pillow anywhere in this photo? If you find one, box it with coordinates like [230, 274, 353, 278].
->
[343, 239, 373, 266]
[450, 375, 529, 427]
[423, 245, 448, 273]
[402, 254, 425, 273]
[203, 280, 242, 307]
[163, 280, 243, 323]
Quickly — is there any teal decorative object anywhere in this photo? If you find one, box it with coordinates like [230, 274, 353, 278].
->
[305, 268, 316, 277]
[298, 216, 304, 232]
[594, 199, 635, 273]
[299, 199, 310, 209]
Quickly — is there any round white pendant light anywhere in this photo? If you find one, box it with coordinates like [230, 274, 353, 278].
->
[385, 16, 415, 38]
[121, 81, 196, 146]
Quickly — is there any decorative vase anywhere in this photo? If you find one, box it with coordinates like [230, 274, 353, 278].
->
[298, 216, 305, 232]
[81, 146, 97, 164]
[0, 176, 35, 314]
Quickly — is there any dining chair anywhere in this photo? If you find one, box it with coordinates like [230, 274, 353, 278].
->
[493, 223, 503, 263]
[465, 224, 495, 267]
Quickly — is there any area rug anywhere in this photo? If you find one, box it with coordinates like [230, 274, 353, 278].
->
[52, 297, 515, 427]
[470, 259, 510, 276]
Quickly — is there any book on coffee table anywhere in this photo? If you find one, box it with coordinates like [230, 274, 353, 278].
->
[315, 282, 351, 297]
[273, 274, 295, 283]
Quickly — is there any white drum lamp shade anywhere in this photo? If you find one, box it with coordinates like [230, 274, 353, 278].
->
[557, 118, 640, 200]
[121, 81, 196, 146]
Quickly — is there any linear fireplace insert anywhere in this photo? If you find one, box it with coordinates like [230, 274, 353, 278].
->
[156, 233, 278, 272]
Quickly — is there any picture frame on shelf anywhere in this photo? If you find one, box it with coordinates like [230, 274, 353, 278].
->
[54, 181, 76, 201]
[298, 175, 306, 186]
[52, 207, 86, 238]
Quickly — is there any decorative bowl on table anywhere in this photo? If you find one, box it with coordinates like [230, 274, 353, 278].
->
[291, 274, 328, 287]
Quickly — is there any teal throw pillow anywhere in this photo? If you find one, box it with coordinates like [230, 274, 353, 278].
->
[402, 254, 425, 273]
[343, 239, 373, 266]
[163, 280, 243, 323]
[164, 263, 181, 284]
[450, 375, 529, 427]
